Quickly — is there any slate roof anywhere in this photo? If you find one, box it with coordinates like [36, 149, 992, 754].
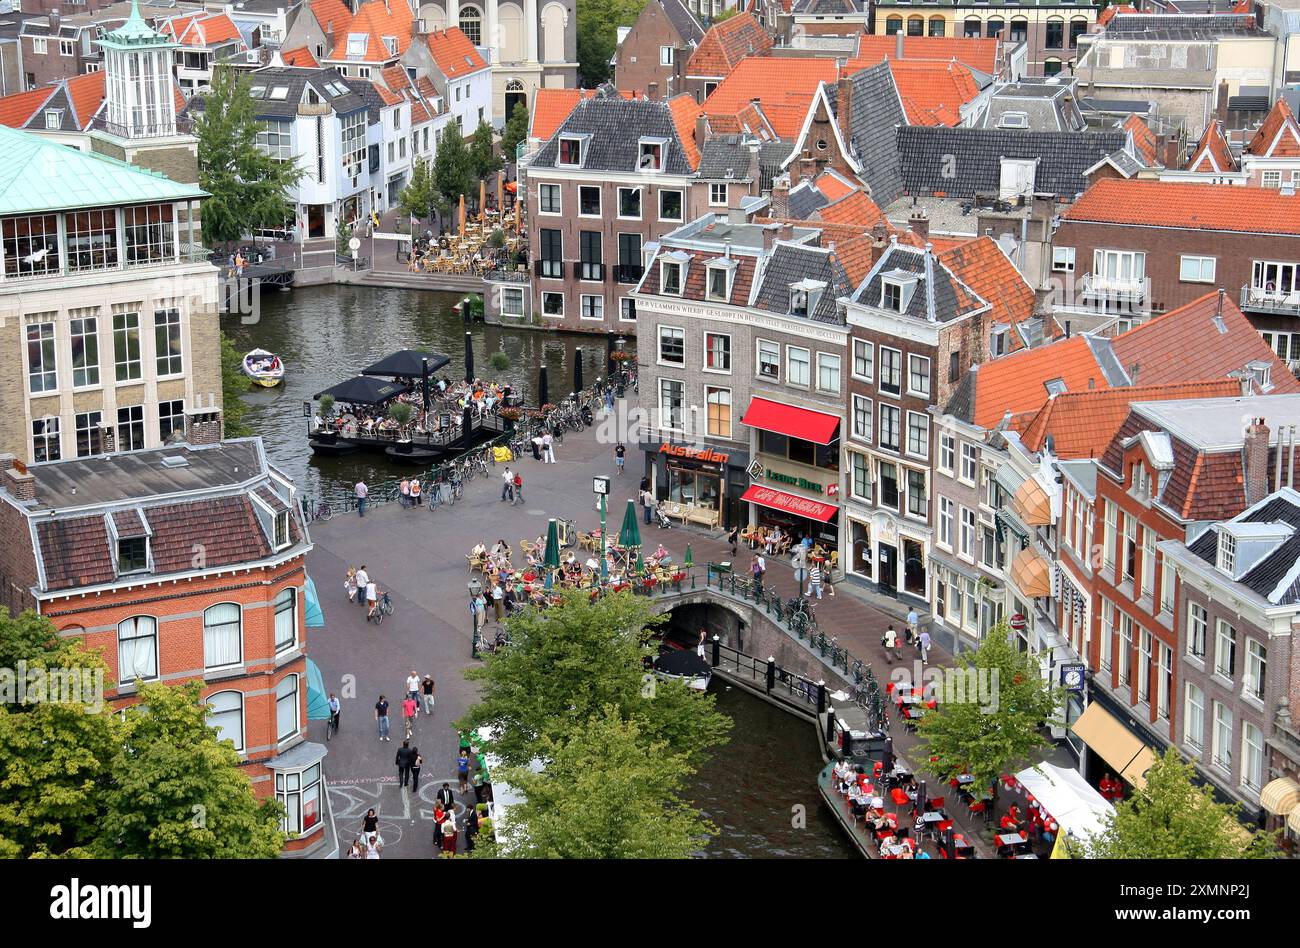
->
[1101, 12, 1263, 38]
[190, 65, 367, 120]
[845, 60, 906, 206]
[788, 179, 830, 219]
[752, 242, 852, 324]
[697, 134, 759, 180]
[895, 126, 1127, 199]
[532, 95, 698, 175]
[978, 81, 1086, 132]
[1187, 492, 1300, 603]
[851, 241, 986, 324]
[661, 0, 706, 47]
[1062, 179, 1300, 236]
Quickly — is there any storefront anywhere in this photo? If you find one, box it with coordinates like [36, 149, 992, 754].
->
[639, 438, 749, 531]
[842, 508, 928, 602]
[741, 396, 843, 550]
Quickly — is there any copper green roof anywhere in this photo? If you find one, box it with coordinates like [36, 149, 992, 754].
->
[0, 125, 205, 216]
[97, 0, 174, 49]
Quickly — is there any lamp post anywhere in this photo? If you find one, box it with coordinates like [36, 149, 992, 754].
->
[594, 475, 610, 583]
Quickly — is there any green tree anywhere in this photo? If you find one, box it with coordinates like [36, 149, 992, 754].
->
[399, 157, 436, 224]
[90, 681, 285, 858]
[914, 623, 1061, 810]
[500, 101, 530, 163]
[194, 65, 304, 245]
[712, 7, 739, 21]
[219, 330, 254, 438]
[1086, 748, 1275, 859]
[431, 122, 474, 219]
[469, 119, 502, 183]
[577, 0, 646, 87]
[335, 217, 353, 257]
[478, 709, 714, 858]
[456, 590, 730, 771]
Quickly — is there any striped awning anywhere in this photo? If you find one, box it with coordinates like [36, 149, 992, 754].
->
[1260, 776, 1300, 817]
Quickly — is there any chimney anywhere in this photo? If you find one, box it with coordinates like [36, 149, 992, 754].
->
[186, 408, 224, 447]
[695, 113, 707, 154]
[908, 210, 929, 239]
[1244, 417, 1271, 506]
[1274, 424, 1285, 493]
[647, 81, 659, 101]
[746, 138, 762, 196]
[1064, 319, 1071, 338]
[1291, 425, 1298, 490]
[0, 455, 36, 503]
[50, 10, 61, 35]
[895, 29, 904, 60]
[835, 77, 854, 149]
[1216, 81, 1229, 126]
[761, 222, 780, 250]
[769, 173, 791, 218]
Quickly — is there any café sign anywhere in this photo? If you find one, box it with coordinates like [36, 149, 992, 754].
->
[659, 443, 729, 465]
[765, 469, 825, 494]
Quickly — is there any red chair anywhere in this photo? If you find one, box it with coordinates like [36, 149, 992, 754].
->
[968, 800, 986, 815]
[885, 681, 895, 695]
[890, 787, 910, 807]
[938, 819, 954, 834]
[928, 795, 945, 812]
[872, 761, 884, 778]
[949, 777, 960, 789]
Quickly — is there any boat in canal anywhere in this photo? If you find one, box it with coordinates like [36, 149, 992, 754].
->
[653, 647, 713, 691]
[242, 348, 285, 387]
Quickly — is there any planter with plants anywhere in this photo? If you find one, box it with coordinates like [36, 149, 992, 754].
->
[388, 401, 415, 451]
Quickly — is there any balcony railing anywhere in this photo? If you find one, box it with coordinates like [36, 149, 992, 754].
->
[483, 268, 531, 284]
[1080, 271, 1147, 301]
[2, 244, 211, 284]
[534, 259, 563, 279]
[89, 113, 193, 138]
[615, 263, 644, 284]
[576, 260, 605, 281]
[1240, 284, 1300, 316]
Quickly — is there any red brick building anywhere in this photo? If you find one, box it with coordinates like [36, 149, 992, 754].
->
[0, 412, 330, 856]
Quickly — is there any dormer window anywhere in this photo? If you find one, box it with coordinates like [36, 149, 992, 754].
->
[346, 33, 368, 57]
[707, 264, 730, 302]
[998, 111, 1029, 129]
[789, 278, 825, 318]
[383, 35, 398, 56]
[661, 260, 683, 296]
[1131, 462, 1151, 499]
[1044, 378, 1067, 396]
[879, 271, 920, 313]
[639, 137, 667, 172]
[274, 510, 291, 549]
[1247, 360, 1272, 391]
[791, 288, 809, 317]
[44, 109, 62, 129]
[1217, 531, 1236, 575]
[118, 536, 148, 574]
[558, 136, 584, 167]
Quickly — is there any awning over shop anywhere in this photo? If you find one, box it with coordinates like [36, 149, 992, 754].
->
[995, 510, 1029, 542]
[1260, 776, 1300, 816]
[1070, 701, 1155, 789]
[1013, 478, 1052, 526]
[995, 464, 1026, 498]
[304, 574, 325, 628]
[741, 484, 838, 523]
[1014, 763, 1114, 848]
[1290, 806, 1300, 836]
[1009, 547, 1052, 598]
[742, 396, 840, 445]
[306, 657, 331, 721]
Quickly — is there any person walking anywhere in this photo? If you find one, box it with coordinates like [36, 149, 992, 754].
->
[641, 487, 655, 525]
[362, 807, 379, 841]
[727, 524, 739, 557]
[541, 431, 556, 463]
[918, 627, 932, 666]
[457, 748, 471, 793]
[328, 692, 341, 734]
[807, 561, 824, 600]
[395, 740, 414, 788]
[365, 577, 379, 621]
[345, 566, 358, 603]
[614, 444, 626, 475]
[697, 628, 707, 659]
[355, 565, 370, 610]
[410, 477, 422, 506]
[355, 479, 369, 517]
[436, 781, 455, 811]
[882, 625, 899, 665]
[501, 466, 514, 502]
[400, 477, 411, 508]
[470, 593, 486, 635]
[402, 694, 417, 733]
[751, 553, 766, 593]
[421, 674, 436, 715]
[512, 470, 524, 504]
[906, 608, 919, 647]
[406, 670, 421, 710]
[374, 694, 390, 741]
[410, 749, 423, 793]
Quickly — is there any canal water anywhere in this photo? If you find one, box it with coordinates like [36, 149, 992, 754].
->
[225, 283, 854, 859]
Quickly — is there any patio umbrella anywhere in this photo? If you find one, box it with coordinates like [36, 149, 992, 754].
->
[618, 499, 641, 550]
[632, 551, 644, 575]
[538, 364, 549, 407]
[543, 517, 561, 590]
[684, 544, 694, 569]
[573, 352, 584, 393]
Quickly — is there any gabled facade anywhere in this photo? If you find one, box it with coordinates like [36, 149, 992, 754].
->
[1241, 98, 1300, 190]
[161, 10, 249, 96]
[613, 0, 705, 102]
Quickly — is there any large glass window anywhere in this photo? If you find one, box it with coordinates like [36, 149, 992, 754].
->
[706, 386, 731, 438]
[113, 312, 141, 382]
[879, 461, 899, 510]
[659, 378, 684, 430]
[658, 189, 683, 222]
[908, 470, 927, 518]
[124, 204, 175, 266]
[32, 417, 60, 462]
[203, 602, 242, 670]
[159, 399, 184, 442]
[1046, 16, 1064, 48]
[1211, 701, 1233, 772]
[207, 690, 244, 751]
[1184, 683, 1204, 750]
[459, 5, 482, 44]
[1245, 639, 1266, 701]
[817, 353, 840, 393]
[879, 403, 900, 452]
[906, 411, 929, 458]
[1215, 620, 1236, 679]
[851, 394, 872, 442]
[275, 587, 297, 653]
[117, 405, 144, 451]
[276, 762, 322, 835]
[538, 183, 561, 214]
[578, 185, 600, 216]
[617, 187, 641, 218]
[879, 347, 901, 396]
[3, 214, 60, 276]
[76, 411, 103, 457]
[705, 333, 731, 372]
[70, 316, 99, 387]
[1242, 723, 1264, 792]
[65, 209, 118, 272]
[26, 321, 57, 393]
[579, 230, 603, 281]
[341, 110, 366, 176]
[852, 338, 873, 380]
[659, 326, 685, 365]
[276, 673, 299, 741]
[117, 616, 158, 684]
[908, 354, 931, 398]
[254, 120, 293, 161]
[787, 346, 810, 386]
[154, 308, 183, 376]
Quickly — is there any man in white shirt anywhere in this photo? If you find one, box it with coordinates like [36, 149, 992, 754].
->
[406, 671, 421, 710]
[355, 479, 369, 517]
[355, 565, 370, 610]
[366, 579, 378, 619]
[501, 466, 514, 502]
[542, 431, 555, 463]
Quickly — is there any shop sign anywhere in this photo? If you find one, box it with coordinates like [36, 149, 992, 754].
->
[658, 443, 729, 465]
[748, 459, 764, 481]
[766, 469, 825, 493]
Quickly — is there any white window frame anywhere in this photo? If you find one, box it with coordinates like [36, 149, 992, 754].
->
[658, 377, 685, 431]
[203, 602, 243, 671]
[1184, 682, 1204, 751]
[879, 403, 901, 453]
[1211, 700, 1232, 773]
[704, 331, 731, 374]
[878, 345, 902, 397]
[659, 260, 683, 296]
[274, 586, 298, 653]
[757, 338, 780, 381]
[852, 338, 873, 381]
[500, 286, 526, 317]
[658, 189, 684, 222]
[939, 434, 955, 475]
[1214, 619, 1236, 680]
[557, 135, 584, 168]
[1052, 246, 1075, 272]
[959, 505, 976, 560]
[117, 616, 159, 685]
[1179, 254, 1215, 283]
[580, 294, 604, 321]
[959, 442, 978, 486]
[705, 385, 732, 439]
[907, 353, 931, 398]
[786, 346, 810, 387]
[538, 182, 561, 215]
[851, 394, 873, 444]
[540, 291, 565, 318]
[709, 182, 727, 206]
[658, 325, 685, 366]
[617, 186, 642, 220]
[276, 673, 300, 743]
[816, 352, 841, 394]
[705, 265, 731, 303]
[1244, 639, 1266, 702]
[938, 496, 954, 550]
[1241, 722, 1264, 793]
[905, 410, 929, 459]
[207, 690, 245, 752]
[577, 184, 601, 218]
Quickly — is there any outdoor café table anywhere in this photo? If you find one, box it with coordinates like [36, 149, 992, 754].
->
[1015, 854, 1039, 859]
[920, 811, 946, 824]
[870, 796, 885, 810]
[955, 774, 976, 786]
[897, 693, 922, 706]
[996, 832, 1027, 847]
[881, 843, 907, 858]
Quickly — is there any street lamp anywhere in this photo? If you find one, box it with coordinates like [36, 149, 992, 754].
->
[594, 475, 611, 583]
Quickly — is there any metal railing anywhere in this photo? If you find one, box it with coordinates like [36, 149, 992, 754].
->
[90, 114, 193, 137]
[1240, 284, 1300, 316]
[482, 268, 531, 283]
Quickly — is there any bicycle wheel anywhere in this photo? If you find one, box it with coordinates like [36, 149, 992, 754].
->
[319, 504, 333, 522]
[382, 599, 394, 617]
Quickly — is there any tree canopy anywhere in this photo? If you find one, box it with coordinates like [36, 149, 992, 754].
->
[194, 65, 303, 245]
[577, 0, 646, 87]
[399, 157, 436, 223]
[431, 123, 475, 218]
[468, 119, 502, 183]
[1086, 748, 1276, 859]
[219, 331, 254, 438]
[500, 101, 530, 163]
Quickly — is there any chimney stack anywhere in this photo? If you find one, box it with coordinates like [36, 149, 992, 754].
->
[647, 81, 659, 101]
[908, 209, 929, 239]
[769, 173, 791, 219]
[50, 10, 61, 35]
[895, 29, 904, 60]
[1275, 424, 1285, 493]
[186, 408, 224, 447]
[0, 455, 36, 503]
[1216, 80, 1229, 126]
[1244, 417, 1271, 506]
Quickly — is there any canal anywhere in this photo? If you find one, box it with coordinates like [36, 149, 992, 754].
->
[225, 283, 854, 859]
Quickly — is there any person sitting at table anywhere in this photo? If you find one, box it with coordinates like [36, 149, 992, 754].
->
[491, 539, 510, 559]
[652, 543, 669, 561]
[471, 541, 487, 558]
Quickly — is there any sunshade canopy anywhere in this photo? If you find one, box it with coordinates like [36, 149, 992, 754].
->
[306, 658, 331, 720]
[1069, 701, 1155, 788]
[362, 349, 452, 378]
[304, 574, 325, 628]
[1014, 763, 1114, 847]
[619, 499, 641, 549]
[742, 396, 841, 445]
[314, 375, 411, 406]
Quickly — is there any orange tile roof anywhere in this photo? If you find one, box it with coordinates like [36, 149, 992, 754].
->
[849, 35, 999, 77]
[1097, 4, 1136, 26]
[380, 64, 411, 91]
[1245, 97, 1300, 158]
[971, 336, 1110, 429]
[829, 233, 876, 285]
[938, 236, 1036, 345]
[667, 93, 702, 170]
[1122, 113, 1159, 167]
[705, 101, 776, 139]
[1110, 292, 1300, 393]
[687, 12, 773, 78]
[816, 190, 888, 228]
[1016, 380, 1241, 458]
[311, 0, 353, 35]
[163, 12, 243, 47]
[281, 46, 320, 68]
[330, 0, 414, 63]
[704, 56, 839, 139]
[1063, 178, 1300, 235]
[426, 26, 487, 78]
[1187, 119, 1236, 173]
[889, 59, 981, 127]
[0, 84, 56, 129]
[0, 71, 189, 133]
[814, 168, 855, 202]
[372, 81, 402, 106]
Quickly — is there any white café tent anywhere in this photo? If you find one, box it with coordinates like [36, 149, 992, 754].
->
[1014, 762, 1115, 850]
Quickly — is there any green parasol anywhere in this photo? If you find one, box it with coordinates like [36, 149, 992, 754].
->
[684, 544, 694, 569]
[618, 498, 641, 550]
[632, 551, 644, 575]
[543, 517, 561, 590]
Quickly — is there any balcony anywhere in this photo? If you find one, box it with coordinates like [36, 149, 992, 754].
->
[1080, 271, 1147, 302]
[576, 260, 605, 281]
[615, 263, 645, 284]
[483, 267, 531, 284]
[534, 259, 563, 279]
[1240, 284, 1300, 317]
[89, 113, 192, 138]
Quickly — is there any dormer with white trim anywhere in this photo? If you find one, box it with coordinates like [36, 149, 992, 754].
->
[1215, 521, 1291, 581]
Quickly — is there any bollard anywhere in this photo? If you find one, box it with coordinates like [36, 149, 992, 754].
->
[825, 707, 836, 744]
[765, 656, 776, 695]
[817, 680, 827, 714]
[711, 634, 720, 668]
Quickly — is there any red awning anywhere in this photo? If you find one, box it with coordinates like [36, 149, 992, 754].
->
[741, 485, 838, 523]
[742, 396, 840, 444]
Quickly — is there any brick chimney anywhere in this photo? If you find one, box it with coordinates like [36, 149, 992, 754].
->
[647, 81, 659, 101]
[186, 408, 224, 447]
[1244, 416, 1271, 505]
[50, 10, 61, 35]
[1216, 81, 1229, 126]
[835, 77, 854, 152]
[769, 173, 791, 218]
[0, 455, 36, 503]
[908, 209, 929, 239]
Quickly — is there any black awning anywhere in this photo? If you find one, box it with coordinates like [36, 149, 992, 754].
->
[362, 349, 452, 378]
[314, 375, 412, 406]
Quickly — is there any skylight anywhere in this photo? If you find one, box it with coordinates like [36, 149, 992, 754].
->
[346, 33, 368, 57]
[269, 86, 289, 100]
